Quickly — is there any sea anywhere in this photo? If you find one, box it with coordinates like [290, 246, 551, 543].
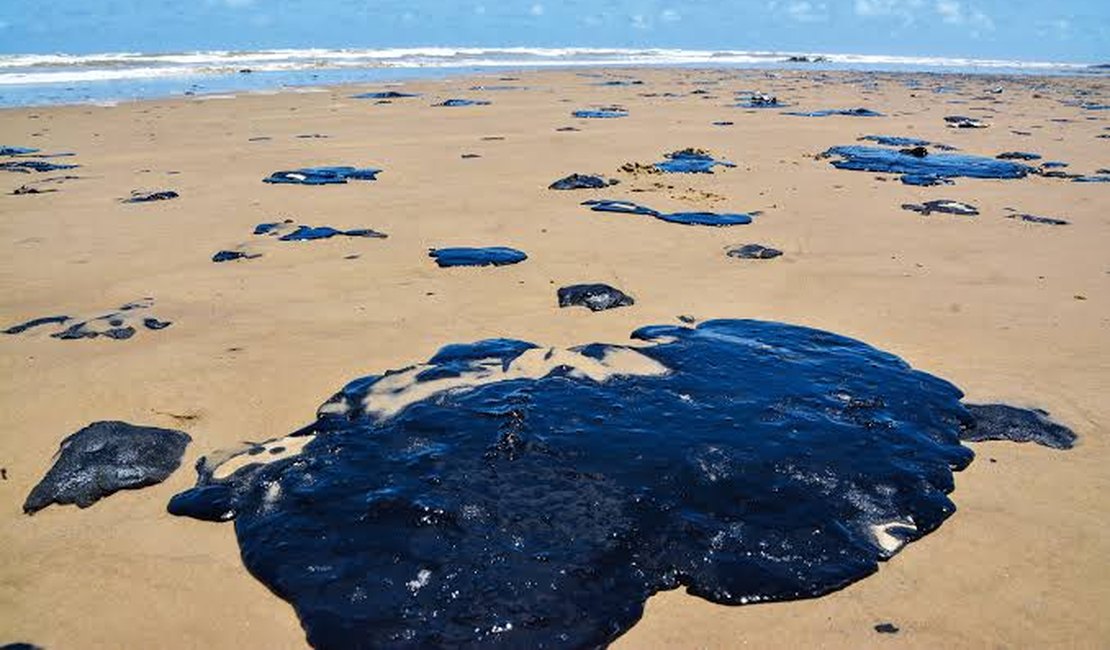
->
[0, 47, 1103, 108]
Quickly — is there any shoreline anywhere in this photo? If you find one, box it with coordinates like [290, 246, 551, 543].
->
[1, 65, 1107, 648]
[2, 60, 1107, 110]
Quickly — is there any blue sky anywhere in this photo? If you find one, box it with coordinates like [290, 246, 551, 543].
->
[0, 0, 1106, 62]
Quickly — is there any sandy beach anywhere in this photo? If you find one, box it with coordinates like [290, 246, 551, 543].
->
[1, 67, 1107, 648]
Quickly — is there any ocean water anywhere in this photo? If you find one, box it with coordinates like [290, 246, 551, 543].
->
[0, 47, 1102, 108]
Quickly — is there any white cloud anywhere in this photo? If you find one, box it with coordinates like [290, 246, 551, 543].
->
[784, 1, 829, 23]
[1035, 18, 1073, 41]
[854, 0, 923, 17]
[530, 4, 544, 16]
[661, 9, 681, 23]
[630, 13, 649, 29]
[855, 0, 891, 16]
[935, 0, 961, 23]
[934, 0, 994, 35]
[1048, 18, 1070, 36]
[968, 9, 993, 32]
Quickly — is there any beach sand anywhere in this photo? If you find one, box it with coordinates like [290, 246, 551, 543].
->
[1, 67, 1107, 648]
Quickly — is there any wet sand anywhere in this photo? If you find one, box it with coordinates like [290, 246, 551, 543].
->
[1, 67, 1107, 648]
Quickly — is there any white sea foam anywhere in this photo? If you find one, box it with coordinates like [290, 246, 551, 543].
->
[0, 46, 1094, 87]
[1, 47, 1098, 107]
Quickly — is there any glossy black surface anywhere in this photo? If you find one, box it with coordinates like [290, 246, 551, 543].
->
[783, 108, 883, 117]
[351, 91, 420, 99]
[549, 174, 619, 190]
[858, 135, 930, 146]
[944, 115, 988, 128]
[4, 300, 171, 340]
[253, 220, 387, 241]
[961, 404, 1076, 449]
[858, 135, 957, 150]
[3, 315, 71, 335]
[901, 200, 979, 216]
[653, 149, 735, 174]
[212, 250, 261, 263]
[900, 174, 954, 186]
[429, 247, 528, 267]
[557, 284, 635, 311]
[582, 199, 755, 226]
[0, 160, 80, 173]
[122, 190, 179, 203]
[823, 146, 1030, 180]
[571, 109, 628, 118]
[727, 244, 783, 259]
[0, 146, 39, 155]
[436, 99, 492, 107]
[280, 226, 387, 241]
[1005, 214, 1069, 226]
[263, 167, 381, 185]
[736, 94, 785, 108]
[170, 319, 979, 649]
[25, 421, 190, 514]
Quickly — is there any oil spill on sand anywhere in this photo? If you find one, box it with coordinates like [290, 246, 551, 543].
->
[822, 146, 1031, 181]
[583, 199, 756, 226]
[25, 421, 190, 514]
[428, 247, 528, 267]
[166, 319, 1074, 649]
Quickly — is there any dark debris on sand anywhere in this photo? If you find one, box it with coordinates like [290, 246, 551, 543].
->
[254, 220, 388, 241]
[168, 319, 985, 649]
[654, 148, 736, 174]
[12, 184, 56, 195]
[435, 99, 492, 107]
[901, 200, 979, 216]
[4, 299, 172, 340]
[548, 173, 620, 190]
[351, 91, 420, 99]
[961, 404, 1077, 449]
[24, 421, 191, 514]
[0, 145, 40, 156]
[429, 246, 528, 267]
[122, 190, 179, 203]
[212, 250, 262, 263]
[0, 160, 80, 173]
[901, 174, 955, 186]
[784, 108, 883, 117]
[583, 199, 756, 226]
[727, 244, 784, 259]
[822, 146, 1030, 182]
[572, 108, 628, 118]
[557, 284, 635, 311]
[944, 115, 988, 128]
[3, 315, 71, 335]
[738, 93, 783, 108]
[1005, 214, 1069, 226]
[263, 166, 381, 185]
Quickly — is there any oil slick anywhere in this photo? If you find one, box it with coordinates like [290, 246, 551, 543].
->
[169, 319, 1053, 649]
